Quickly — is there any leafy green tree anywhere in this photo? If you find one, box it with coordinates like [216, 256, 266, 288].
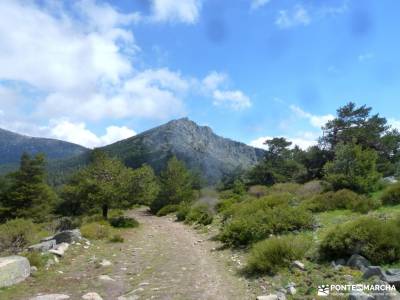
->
[2, 153, 58, 222]
[60, 150, 132, 219]
[294, 146, 333, 181]
[249, 138, 306, 185]
[129, 164, 159, 205]
[323, 143, 381, 193]
[150, 157, 194, 213]
[321, 102, 389, 150]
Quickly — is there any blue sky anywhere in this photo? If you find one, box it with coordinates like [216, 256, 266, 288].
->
[1, 0, 400, 149]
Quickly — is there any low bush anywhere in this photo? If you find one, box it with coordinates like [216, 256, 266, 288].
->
[23, 251, 47, 269]
[248, 185, 268, 198]
[176, 203, 191, 221]
[296, 180, 324, 198]
[109, 216, 139, 228]
[219, 194, 314, 246]
[54, 216, 81, 232]
[246, 234, 312, 274]
[302, 189, 379, 213]
[80, 222, 112, 240]
[109, 234, 124, 243]
[185, 204, 213, 225]
[267, 183, 302, 195]
[319, 216, 400, 264]
[0, 218, 38, 254]
[156, 204, 180, 216]
[381, 183, 400, 206]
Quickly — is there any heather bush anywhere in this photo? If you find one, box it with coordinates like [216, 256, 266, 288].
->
[381, 183, 400, 205]
[109, 216, 139, 228]
[219, 194, 314, 246]
[184, 204, 213, 225]
[0, 218, 39, 254]
[246, 234, 312, 274]
[319, 216, 400, 264]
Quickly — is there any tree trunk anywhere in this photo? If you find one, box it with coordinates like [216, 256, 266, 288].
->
[102, 204, 108, 219]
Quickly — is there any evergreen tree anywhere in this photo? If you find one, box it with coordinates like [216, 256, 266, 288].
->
[3, 153, 58, 221]
[129, 164, 159, 205]
[324, 143, 381, 193]
[60, 150, 132, 219]
[150, 157, 194, 213]
[248, 138, 306, 185]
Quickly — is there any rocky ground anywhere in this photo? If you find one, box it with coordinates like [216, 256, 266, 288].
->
[0, 208, 253, 300]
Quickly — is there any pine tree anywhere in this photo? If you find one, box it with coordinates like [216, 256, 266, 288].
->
[150, 157, 194, 213]
[4, 153, 58, 221]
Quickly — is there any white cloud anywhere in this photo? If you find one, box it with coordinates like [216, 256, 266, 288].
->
[49, 120, 136, 148]
[250, 0, 271, 11]
[0, 0, 135, 92]
[290, 105, 334, 128]
[151, 0, 202, 24]
[213, 90, 252, 110]
[275, 5, 311, 29]
[202, 71, 252, 110]
[358, 52, 374, 62]
[202, 71, 228, 91]
[0, 1, 195, 123]
[249, 132, 318, 150]
[389, 119, 400, 131]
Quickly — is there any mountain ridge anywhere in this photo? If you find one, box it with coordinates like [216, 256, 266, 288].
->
[101, 117, 265, 184]
[0, 119, 265, 184]
[0, 128, 89, 165]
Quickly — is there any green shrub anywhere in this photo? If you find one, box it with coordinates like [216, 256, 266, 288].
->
[296, 180, 324, 198]
[185, 204, 214, 225]
[80, 222, 112, 240]
[109, 234, 124, 243]
[248, 185, 268, 198]
[267, 183, 302, 195]
[176, 203, 190, 221]
[109, 216, 139, 228]
[219, 194, 314, 246]
[54, 216, 81, 232]
[246, 234, 312, 274]
[82, 214, 104, 224]
[156, 204, 180, 216]
[23, 251, 47, 269]
[302, 189, 380, 213]
[0, 218, 38, 254]
[381, 183, 400, 205]
[319, 216, 400, 264]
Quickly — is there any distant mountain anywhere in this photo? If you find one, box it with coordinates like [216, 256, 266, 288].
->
[4, 118, 265, 185]
[0, 128, 89, 165]
[101, 118, 265, 184]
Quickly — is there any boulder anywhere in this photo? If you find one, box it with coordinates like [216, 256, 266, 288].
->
[42, 229, 81, 244]
[372, 280, 400, 300]
[0, 255, 30, 288]
[256, 295, 279, 300]
[82, 292, 103, 300]
[381, 273, 400, 289]
[49, 242, 69, 257]
[347, 254, 371, 271]
[363, 266, 386, 279]
[386, 269, 400, 276]
[28, 240, 56, 252]
[98, 275, 115, 281]
[291, 260, 305, 271]
[29, 295, 70, 300]
[99, 259, 112, 267]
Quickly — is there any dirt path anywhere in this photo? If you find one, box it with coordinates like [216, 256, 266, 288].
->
[121, 208, 250, 300]
[3, 208, 251, 300]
